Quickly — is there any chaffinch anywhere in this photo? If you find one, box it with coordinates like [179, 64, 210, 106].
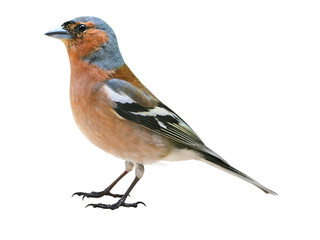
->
[45, 16, 276, 210]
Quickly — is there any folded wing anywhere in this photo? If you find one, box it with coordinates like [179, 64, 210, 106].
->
[104, 78, 225, 161]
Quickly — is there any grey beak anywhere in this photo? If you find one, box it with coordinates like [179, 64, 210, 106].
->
[45, 26, 71, 40]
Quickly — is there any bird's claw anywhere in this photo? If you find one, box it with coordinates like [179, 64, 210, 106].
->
[86, 200, 146, 210]
[72, 190, 123, 200]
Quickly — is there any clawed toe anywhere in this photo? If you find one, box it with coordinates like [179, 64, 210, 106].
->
[122, 201, 146, 208]
[72, 167, 143, 210]
[86, 200, 146, 210]
[72, 190, 123, 200]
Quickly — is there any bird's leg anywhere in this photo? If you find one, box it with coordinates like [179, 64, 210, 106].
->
[72, 161, 134, 200]
[86, 163, 146, 210]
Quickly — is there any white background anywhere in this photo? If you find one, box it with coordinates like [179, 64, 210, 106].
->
[1, 0, 319, 239]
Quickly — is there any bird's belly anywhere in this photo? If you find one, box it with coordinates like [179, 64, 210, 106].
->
[70, 100, 173, 164]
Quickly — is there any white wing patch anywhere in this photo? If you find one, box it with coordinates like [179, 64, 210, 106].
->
[130, 106, 173, 117]
[104, 85, 134, 104]
[130, 106, 192, 130]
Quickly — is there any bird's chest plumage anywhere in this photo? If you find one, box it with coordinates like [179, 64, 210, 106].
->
[69, 61, 172, 163]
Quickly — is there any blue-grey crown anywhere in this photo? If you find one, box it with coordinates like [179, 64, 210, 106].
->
[72, 16, 125, 71]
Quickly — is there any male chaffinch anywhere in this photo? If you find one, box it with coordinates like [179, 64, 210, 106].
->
[45, 16, 276, 210]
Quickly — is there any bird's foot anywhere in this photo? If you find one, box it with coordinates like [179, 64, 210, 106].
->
[86, 199, 146, 210]
[72, 188, 123, 200]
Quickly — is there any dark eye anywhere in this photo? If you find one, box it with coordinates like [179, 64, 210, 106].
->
[77, 24, 87, 33]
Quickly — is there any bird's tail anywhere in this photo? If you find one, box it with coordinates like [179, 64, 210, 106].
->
[201, 152, 277, 195]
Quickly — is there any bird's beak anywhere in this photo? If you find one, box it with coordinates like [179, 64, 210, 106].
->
[45, 26, 71, 40]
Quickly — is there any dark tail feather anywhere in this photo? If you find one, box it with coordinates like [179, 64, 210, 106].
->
[202, 152, 277, 195]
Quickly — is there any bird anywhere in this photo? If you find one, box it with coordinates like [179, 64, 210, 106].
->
[45, 16, 276, 210]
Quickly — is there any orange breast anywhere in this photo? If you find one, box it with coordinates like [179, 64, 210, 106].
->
[68, 56, 173, 163]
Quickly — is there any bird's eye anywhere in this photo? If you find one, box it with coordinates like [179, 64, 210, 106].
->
[77, 24, 87, 33]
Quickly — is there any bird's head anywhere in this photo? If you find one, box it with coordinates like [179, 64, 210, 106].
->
[45, 16, 124, 71]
